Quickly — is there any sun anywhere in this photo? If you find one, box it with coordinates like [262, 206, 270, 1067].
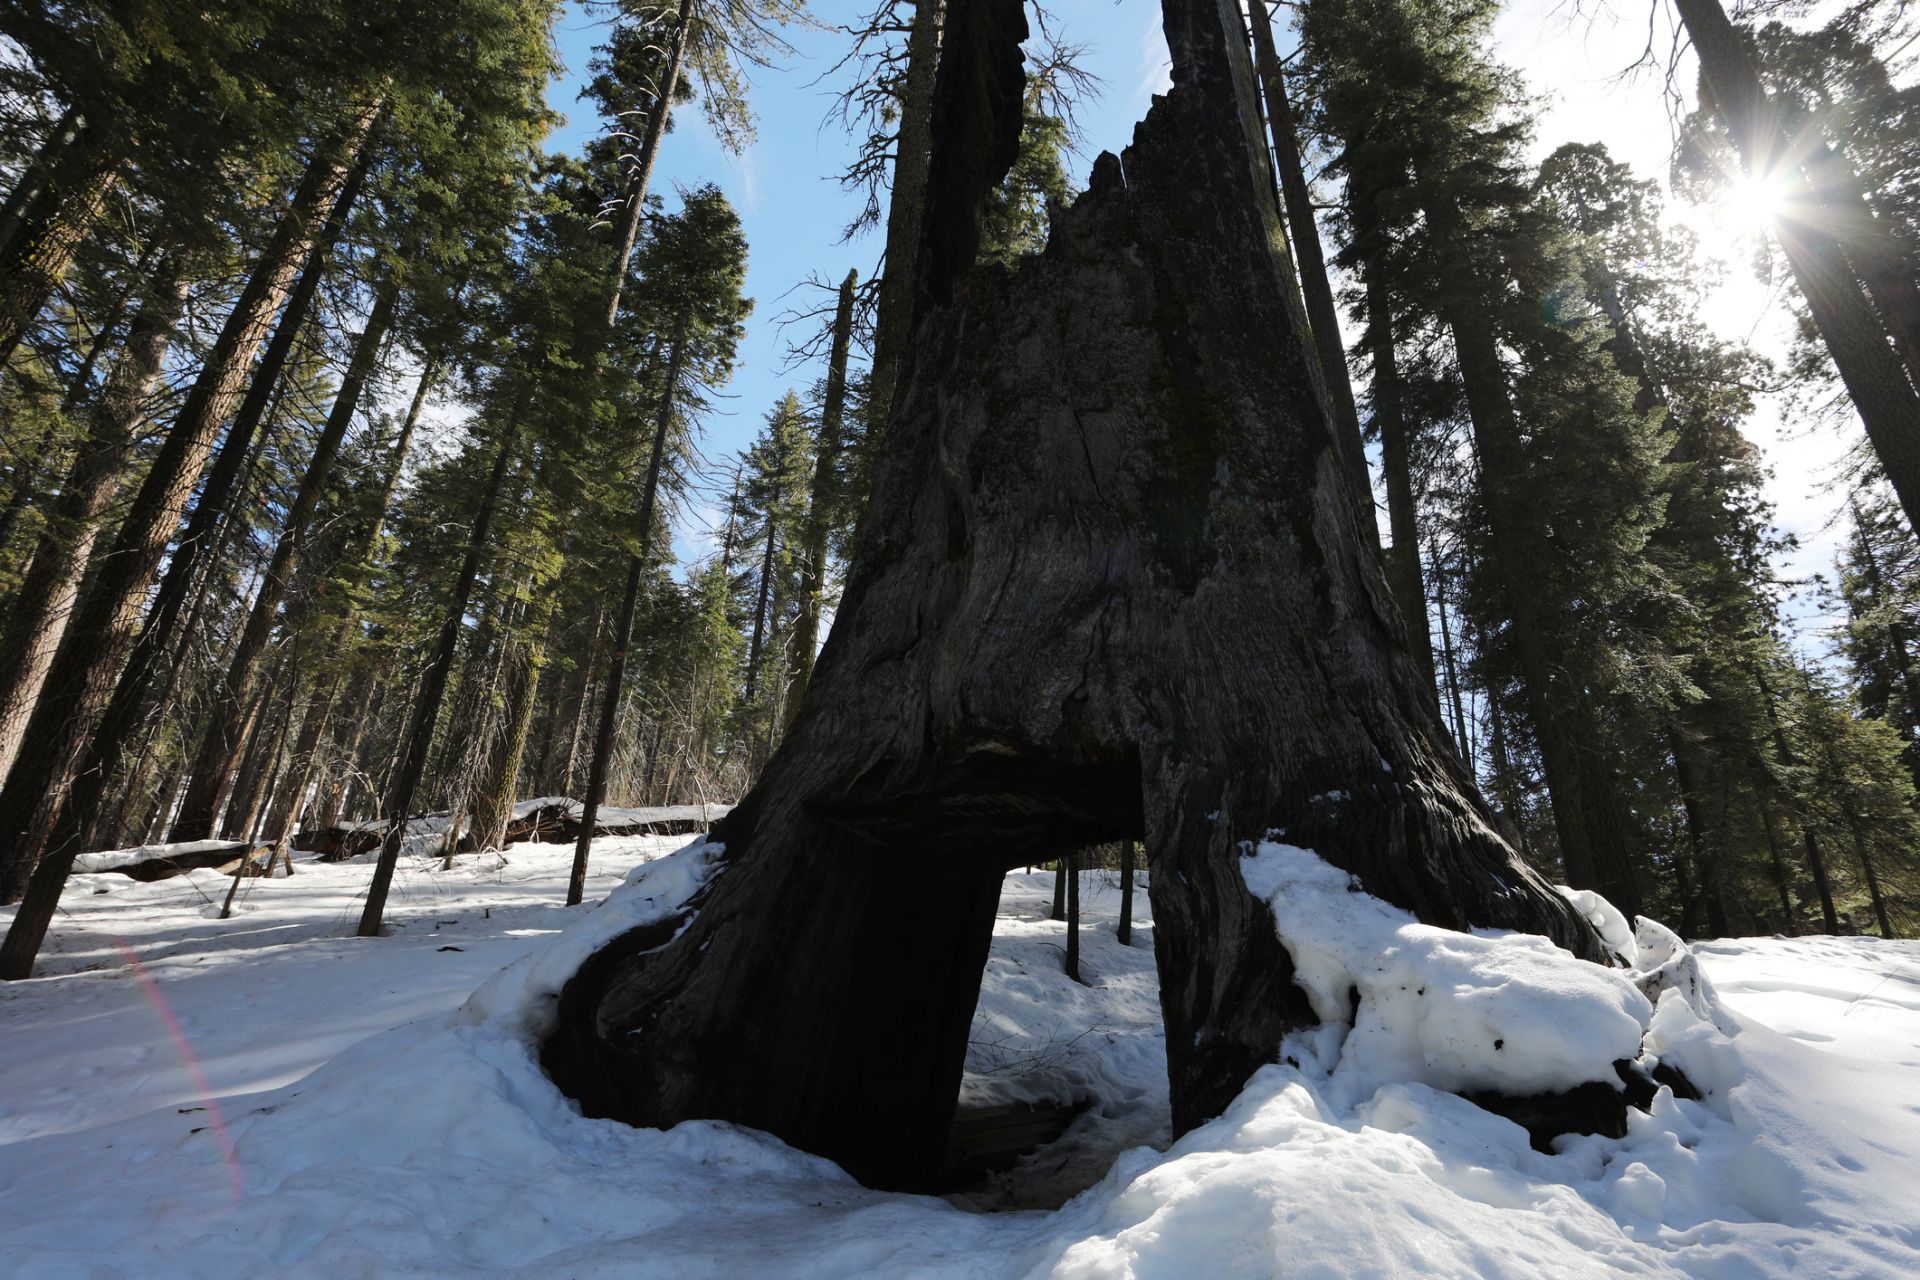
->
[1713, 169, 1793, 240]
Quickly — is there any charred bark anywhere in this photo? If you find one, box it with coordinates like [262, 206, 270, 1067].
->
[542, 0, 1601, 1193]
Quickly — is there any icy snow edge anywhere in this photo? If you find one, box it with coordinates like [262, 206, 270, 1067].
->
[1240, 840, 1653, 1097]
[455, 836, 721, 1045]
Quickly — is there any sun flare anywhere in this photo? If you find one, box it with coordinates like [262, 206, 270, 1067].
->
[1714, 170, 1793, 240]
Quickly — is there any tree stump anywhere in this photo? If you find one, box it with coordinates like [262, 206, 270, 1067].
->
[542, 0, 1604, 1192]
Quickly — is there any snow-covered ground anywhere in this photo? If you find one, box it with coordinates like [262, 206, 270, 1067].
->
[0, 833, 1915, 1277]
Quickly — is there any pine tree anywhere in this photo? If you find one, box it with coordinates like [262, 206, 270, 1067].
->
[563, 183, 750, 905]
[1304, 0, 1671, 915]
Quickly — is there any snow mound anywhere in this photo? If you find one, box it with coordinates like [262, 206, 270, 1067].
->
[1241, 841, 1651, 1097]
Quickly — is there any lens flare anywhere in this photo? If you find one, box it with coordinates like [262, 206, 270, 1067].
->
[116, 940, 245, 1200]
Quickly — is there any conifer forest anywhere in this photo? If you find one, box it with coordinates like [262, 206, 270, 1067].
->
[1, 1, 1918, 1275]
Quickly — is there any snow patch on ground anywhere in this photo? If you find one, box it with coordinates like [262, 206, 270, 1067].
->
[1, 835, 1916, 1276]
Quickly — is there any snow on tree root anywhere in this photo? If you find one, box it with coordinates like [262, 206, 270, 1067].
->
[1237, 840, 1748, 1155]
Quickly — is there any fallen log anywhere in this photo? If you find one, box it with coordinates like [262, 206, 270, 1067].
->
[69, 840, 253, 882]
[292, 800, 732, 861]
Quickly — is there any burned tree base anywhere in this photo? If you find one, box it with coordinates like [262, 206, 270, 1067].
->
[542, 0, 1605, 1193]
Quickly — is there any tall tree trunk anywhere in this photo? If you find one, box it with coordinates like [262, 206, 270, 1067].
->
[1848, 496, 1920, 790]
[0, 266, 186, 781]
[743, 520, 778, 702]
[469, 620, 547, 853]
[541, 0, 1604, 1192]
[1755, 802, 1798, 933]
[1794, 136, 1920, 395]
[1432, 547, 1471, 757]
[0, 108, 376, 921]
[1673, 0, 1920, 537]
[1753, 666, 1840, 933]
[602, 0, 695, 328]
[1365, 272, 1437, 698]
[1248, 2, 1372, 523]
[308, 663, 379, 834]
[0, 116, 120, 368]
[1064, 849, 1081, 983]
[1117, 838, 1135, 945]
[17, 119, 373, 882]
[0, 237, 152, 563]
[561, 600, 607, 796]
[0, 107, 84, 259]
[356, 422, 519, 937]
[1418, 178, 1642, 917]
[170, 278, 400, 841]
[785, 268, 857, 722]
[866, 0, 943, 439]
[566, 332, 686, 906]
[260, 363, 434, 850]
[1847, 819, 1894, 940]
[1478, 638, 1533, 860]
[1049, 857, 1067, 921]
[1668, 724, 1728, 937]
[222, 674, 292, 840]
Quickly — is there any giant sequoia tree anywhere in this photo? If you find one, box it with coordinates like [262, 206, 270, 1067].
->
[542, 0, 1604, 1193]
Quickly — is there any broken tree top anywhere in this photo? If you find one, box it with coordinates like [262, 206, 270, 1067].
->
[541, 0, 1607, 1192]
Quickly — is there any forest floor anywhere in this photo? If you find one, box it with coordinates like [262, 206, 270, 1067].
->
[0, 832, 1916, 1277]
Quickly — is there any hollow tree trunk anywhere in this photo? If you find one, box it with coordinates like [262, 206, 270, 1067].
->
[170, 278, 400, 841]
[785, 268, 858, 722]
[0, 265, 187, 781]
[542, 0, 1601, 1194]
[0, 110, 375, 918]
